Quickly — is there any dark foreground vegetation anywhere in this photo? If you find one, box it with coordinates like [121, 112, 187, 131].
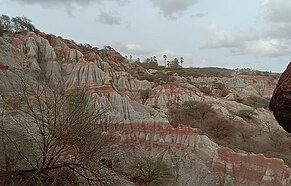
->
[0, 72, 114, 185]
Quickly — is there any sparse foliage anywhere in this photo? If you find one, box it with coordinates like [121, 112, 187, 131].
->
[168, 100, 235, 141]
[103, 45, 114, 51]
[168, 101, 212, 128]
[130, 152, 173, 186]
[0, 15, 39, 33]
[140, 88, 151, 104]
[78, 43, 99, 54]
[0, 73, 113, 185]
[0, 24, 3, 37]
[137, 72, 173, 84]
[237, 109, 257, 120]
[270, 130, 291, 152]
[168, 58, 181, 69]
[235, 96, 270, 109]
[203, 116, 235, 139]
[199, 86, 212, 95]
[180, 56, 184, 67]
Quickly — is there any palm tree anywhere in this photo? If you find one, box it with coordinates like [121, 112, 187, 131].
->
[163, 54, 167, 67]
[180, 56, 184, 68]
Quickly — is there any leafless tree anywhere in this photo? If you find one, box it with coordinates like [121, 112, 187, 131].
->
[0, 71, 114, 185]
[130, 151, 173, 186]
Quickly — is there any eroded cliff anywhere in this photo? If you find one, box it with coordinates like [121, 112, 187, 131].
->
[0, 31, 289, 186]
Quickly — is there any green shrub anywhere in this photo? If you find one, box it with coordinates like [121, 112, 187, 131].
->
[237, 109, 257, 120]
[134, 64, 234, 78]
[140, 88, 151, 104]
[137, 72, 173, 84]
[235, 96, 270, 109]
[199, 86, 212, 95]
[138, 74, 156, 82]
[135, 62, 165, 70]
[168, 101, 235, 140]
[212, 81, 230, 97]
[203, 116, 235, 140]
[168, 101, 212, 128]
[130, 153, 173, 185]
[0, 24, 3, 36]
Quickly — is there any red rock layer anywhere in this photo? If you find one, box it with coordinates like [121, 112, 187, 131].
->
[105, 122, 291, 185]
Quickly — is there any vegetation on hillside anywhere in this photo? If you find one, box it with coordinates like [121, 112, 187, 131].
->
[235, 96, 271, 109]
[119, 149, 174, 186]
[0, 73, 114, 185]
[168, 100, 291, 167]
[0, 70, 175, 185]
[135, 58, 280, 79]
[0, 15, 39, 36]
[0, 15, 287, 185]
[168, 101, 235, 140]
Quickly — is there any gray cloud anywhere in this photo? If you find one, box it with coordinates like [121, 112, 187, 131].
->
[201, 24, 258, 49]
[260, 0, 291, 42]
[200, 24, 291, 57]
[11, 0, 129, 6]
[230, 40, 291, 57]
[191, 13, 207, 18]
[261, 0, 291, 23]
[202, 0, 291, 58]
[97, 12, 121, 25]
[110, 41, 156, 56]
[150, 0, 198, 19]
[264, 23, 291, 40]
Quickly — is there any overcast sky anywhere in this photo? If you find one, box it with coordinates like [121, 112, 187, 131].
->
[0, 0, 291, 72]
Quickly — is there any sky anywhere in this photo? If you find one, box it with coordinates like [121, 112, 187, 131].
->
[0, 0, 291, 72]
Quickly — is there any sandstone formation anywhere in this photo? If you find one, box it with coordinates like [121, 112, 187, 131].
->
[0, 32, 288, 186]
[108, 123, 291, 186]
[270, 62, 291, 132]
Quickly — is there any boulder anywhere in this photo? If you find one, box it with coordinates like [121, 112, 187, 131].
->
[270, 62, 291, 132]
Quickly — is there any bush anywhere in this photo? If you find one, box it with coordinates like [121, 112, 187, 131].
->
[168, 101, 212, 128]
[137, 72, 173, 84]
[212, 81, 230, 97]
[237, 109, 257, 120]
[203, 116, 235, 140]
[140, 88, 151, 104]
[269, 130, 291, 152]
[0, 15, 39, 33]
[130, 153, 173, 186]
[235, 96, 270, 109]
[0, 24, 3, 36]
[0, 74, 113, 185]
[199, 86, 212, 95]
[136, 61, 162, 70]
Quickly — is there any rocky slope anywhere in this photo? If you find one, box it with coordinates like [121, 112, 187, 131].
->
[0, 31, 290, 186]
[108, 123, 291, 186]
